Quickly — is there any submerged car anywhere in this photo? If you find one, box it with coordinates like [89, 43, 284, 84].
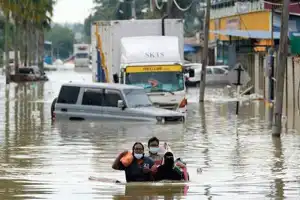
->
[11, 66, 49, 82]
[51, 82, 185, 123]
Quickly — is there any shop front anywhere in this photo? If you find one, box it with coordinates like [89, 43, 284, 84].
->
[209, 11, 271, 64]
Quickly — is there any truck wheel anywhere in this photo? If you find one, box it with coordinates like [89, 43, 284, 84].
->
[51, 97, 57, 120]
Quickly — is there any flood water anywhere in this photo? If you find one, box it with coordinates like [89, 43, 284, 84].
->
[0, 68, 300, 200]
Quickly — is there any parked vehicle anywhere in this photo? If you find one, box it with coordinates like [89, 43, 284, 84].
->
[183, 63, 230, 86]
[91, 19, 187, 113]
[74, 44, 90, 68]
[51, 82, 185, 123]
[10, 66, 48, 82]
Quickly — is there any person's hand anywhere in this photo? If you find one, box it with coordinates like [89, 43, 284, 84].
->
[150, 165, 158, 173]
[143, 166, 151, 173]
[119, 150, 128, 157]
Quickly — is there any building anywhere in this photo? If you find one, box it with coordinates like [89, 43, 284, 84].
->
[209, 0, 300, 64]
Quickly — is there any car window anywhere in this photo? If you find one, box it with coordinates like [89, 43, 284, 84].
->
[103, 89, 122, 107]
[57, 86, 80, 104]
[213, 68, 226, 74]
[206, 68, 213, 74]
[82, 89, 103, 106]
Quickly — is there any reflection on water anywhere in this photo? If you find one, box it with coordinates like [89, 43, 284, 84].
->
[0, 70, 300, 199]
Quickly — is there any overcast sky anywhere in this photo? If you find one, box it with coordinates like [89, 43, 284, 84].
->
[52, 0, 95, 24]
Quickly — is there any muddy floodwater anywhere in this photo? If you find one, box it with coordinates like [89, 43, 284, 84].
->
[0, 69, 300, 200]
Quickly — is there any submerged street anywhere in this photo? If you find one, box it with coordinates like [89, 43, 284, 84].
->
[0, 69, 300, 199]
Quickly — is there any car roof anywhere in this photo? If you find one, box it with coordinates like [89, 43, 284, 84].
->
[62, 82, 144, 90]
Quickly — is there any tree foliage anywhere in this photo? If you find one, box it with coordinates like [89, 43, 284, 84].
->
[0, 0, 55, 72]
[83, 0, 204, 42]
[45, 24, 75, 59]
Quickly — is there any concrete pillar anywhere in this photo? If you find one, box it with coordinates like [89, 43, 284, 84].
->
[254, 53, 260, 94]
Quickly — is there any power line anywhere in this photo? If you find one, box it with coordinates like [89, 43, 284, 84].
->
[154, 0, 199, 12]
[172, 0, 195, 11]
[154, 0, 164, 10]
[263, 0, 300, 6]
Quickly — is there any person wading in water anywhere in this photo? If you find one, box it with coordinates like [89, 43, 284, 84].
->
[112, 142, 154, 182]
[153, 152, 185, 181]
[148, 137, 163, 165]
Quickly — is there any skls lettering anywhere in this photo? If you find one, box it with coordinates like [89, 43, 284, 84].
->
[145, 52, 164, 58]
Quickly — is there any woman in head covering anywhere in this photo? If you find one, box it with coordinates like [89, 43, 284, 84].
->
[153, 152, 184, 181]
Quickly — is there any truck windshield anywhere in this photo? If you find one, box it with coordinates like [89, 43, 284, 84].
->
[76, 53, 88, 58]
[123, 89, 153, 108]
[125, 72, 184, 93]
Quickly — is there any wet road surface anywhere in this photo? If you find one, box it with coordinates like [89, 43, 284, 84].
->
[0, 68, 299, 199]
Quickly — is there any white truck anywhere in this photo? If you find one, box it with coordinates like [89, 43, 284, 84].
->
[91, 19, 187, 113]
[73, 43, 90, 68]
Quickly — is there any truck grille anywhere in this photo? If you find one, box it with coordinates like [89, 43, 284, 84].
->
[153, 103, 178, 110]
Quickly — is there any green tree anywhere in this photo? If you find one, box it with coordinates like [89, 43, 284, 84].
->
[84, 0, 203, 41]
[45, 24, 75, 59]
[0, 0, 55, 83]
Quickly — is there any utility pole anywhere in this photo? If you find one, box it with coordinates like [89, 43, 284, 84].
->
[167, 0, 173, 17]
[268, 6, 275, 127]
[4, 11, 10, 84]
[199, 0, 211, 102]
[131, 0, 136, 19]
[272, 0, 290, 137]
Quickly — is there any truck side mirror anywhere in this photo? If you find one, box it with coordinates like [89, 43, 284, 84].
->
[113, 74, 119, 83]
[117, 100, 125, 110]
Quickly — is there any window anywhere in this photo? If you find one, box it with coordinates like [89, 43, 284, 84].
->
[124, 89, 152, 108]
[102, 89, 122, 107]
[125, 71, 184, 92]
[57, 86, 80, 104]
[82, 89, 103, 106]
[213, 68, 226, 74]
[206, 68, 213, 74]
[76, 53, 88, 58]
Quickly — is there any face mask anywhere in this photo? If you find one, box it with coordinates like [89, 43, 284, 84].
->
[149, 147, 159, 154]
[134, 153, 143, 159]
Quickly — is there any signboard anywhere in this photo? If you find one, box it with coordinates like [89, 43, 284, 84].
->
[290, 33, 300, 55]
[226, 18, 240, 30]
[214, 19, 220, 41]
[125, 65, 182, 73]
[235, 2, 251, 14]
[227, 63, 251, 86]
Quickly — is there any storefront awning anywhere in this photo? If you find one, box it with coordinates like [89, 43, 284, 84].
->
[210, 30, 281, 39]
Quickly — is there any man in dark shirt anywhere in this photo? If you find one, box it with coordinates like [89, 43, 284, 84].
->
[112, 142, 154, 182]
[153, 152, 184, 181]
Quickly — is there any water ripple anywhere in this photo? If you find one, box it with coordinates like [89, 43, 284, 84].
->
[0, 70, 299, 199]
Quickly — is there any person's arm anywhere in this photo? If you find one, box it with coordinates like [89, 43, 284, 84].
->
[112, 151, 127, 170]
[153, 166, 163, 181]
[148, 159, 155, 181]
[175, 170, 185, 181]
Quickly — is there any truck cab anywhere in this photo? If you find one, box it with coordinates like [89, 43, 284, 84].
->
[116, 36, 187, 113]
[91, 19, 187, 113]
[74, 44, 90, 68]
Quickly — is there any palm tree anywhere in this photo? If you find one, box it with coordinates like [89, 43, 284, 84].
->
[1, 0, 54, 77]
[0, 0, 15, 83]
[33, 0, 54, 72]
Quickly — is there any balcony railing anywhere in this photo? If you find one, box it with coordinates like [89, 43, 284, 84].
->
[211, 0, 265, 19]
